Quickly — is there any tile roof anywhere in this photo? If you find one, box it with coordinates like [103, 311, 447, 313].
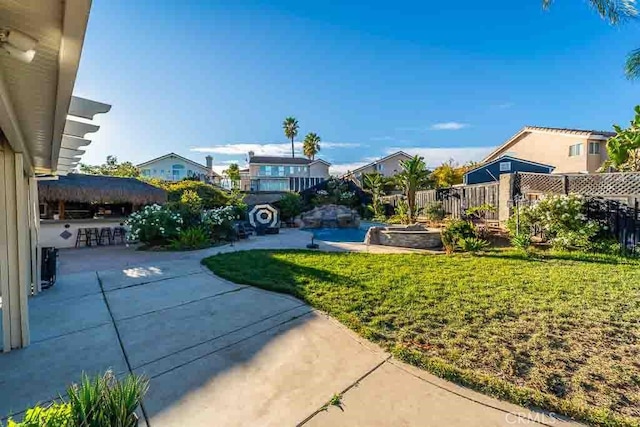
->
[524, 126, 616, 137]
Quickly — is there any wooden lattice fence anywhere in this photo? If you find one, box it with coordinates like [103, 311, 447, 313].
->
[515, 172, 640, 208]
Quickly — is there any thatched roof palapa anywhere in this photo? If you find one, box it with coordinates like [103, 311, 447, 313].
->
[38, 174, 167, 205]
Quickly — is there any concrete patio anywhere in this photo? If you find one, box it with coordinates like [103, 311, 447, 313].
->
[0, 229, 580, 426]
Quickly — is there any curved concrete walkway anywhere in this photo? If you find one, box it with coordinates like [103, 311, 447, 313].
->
[0, 230, 581, 426]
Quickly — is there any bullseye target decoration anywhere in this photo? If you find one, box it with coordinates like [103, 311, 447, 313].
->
[248, 204, 280, 229]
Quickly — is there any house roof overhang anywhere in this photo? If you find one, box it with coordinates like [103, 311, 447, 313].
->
[0, 0, 96, 175]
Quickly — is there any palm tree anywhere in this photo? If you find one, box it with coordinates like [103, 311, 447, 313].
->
[283, 117, 299, 158]
[303, 133, 321, 160]
[543, 0, 639, 79]
[395, 156, 431, 221]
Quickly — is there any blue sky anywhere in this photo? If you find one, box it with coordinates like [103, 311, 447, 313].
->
[74, 0, 640, 174]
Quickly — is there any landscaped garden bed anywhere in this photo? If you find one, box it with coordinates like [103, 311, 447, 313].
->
[202, 249, 640, 426]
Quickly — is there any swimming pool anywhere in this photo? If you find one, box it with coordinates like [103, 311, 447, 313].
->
[307, 222, 383, 243]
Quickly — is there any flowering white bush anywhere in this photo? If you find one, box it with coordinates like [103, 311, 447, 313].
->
[510, 194, 600, 250]
[125, 204, 183, 244]
[202, 205, 236, 241]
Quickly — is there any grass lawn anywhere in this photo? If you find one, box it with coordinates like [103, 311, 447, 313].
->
[202, 250, 640, 426]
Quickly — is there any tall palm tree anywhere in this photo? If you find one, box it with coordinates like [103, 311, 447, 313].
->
[303, 133, 321, 160]
[543, 0, 640, 78]
[395, 156, 431, 221]
[283, 117, 299, 158]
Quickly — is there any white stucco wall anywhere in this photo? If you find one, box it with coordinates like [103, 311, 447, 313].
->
[39, 219, 128, 248]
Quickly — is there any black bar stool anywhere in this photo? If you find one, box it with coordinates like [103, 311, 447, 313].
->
[112, 227, 126, 244]
[99, 227, 113, 245]
[87, 228, 100, 246]
[75, 228, 90, 248]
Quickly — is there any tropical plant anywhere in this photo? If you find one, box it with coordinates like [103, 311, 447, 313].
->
[7, 403, 72, 427]
[66, 371, 148, 427]
[458, 237, 490, 253]
[223, 163, 241, 187]
[440, 219, 477, 253]
[390, 198, 411, 224]
[600, 105, 640, 171]
[423, 201, 446, 222]
[466, 203, 496, 237]
[303, 132, 321, 160]
[79, 155, 140, 177]
[283, 116, 299, 158]
[511, 232, 533, 253]
[542, 0, 640, 79]
[363, 173, 385, 219]
[279, 192, 303, 222]
[169, 226, 211, 250]
[395, 156, 431, 221]
[125, 204, 183, 245]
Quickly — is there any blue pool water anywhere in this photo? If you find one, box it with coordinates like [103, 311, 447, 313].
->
[308, 222, 384, 243]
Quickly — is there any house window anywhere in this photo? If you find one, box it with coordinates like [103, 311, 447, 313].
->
[141, 169, 151, 177]
[172, 164, 185, 180]
[377, 163, 384, 172]
[499, 162, 512, 172]
[569, 143, 583, 157]
[289, 166, 295, 174]
[589, 142, 600, 155]
[264, 165, 271, 176]
[278, 166, 285, 177]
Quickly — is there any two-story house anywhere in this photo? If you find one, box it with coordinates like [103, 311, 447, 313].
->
[344, 151, 413, 184]
[483, 126, 616, 174]
[241, 152, 331, 192]
[137, 153, 221, 184]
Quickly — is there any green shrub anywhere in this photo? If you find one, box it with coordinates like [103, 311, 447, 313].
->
[8, 404, 72, 427]
[66, 371, 148, 427]
[441, 219, 478, 253]
[164, 180, 228, 209]
[458, 237, 489, 253]
[510, 232, 532, 253]
[202, 205, 236, 241]
[423, 202, 446, 221]
[508, 194, 601, 251]
[311, 178, 358, 207]
[587, 237, 623, 255]
[126, 204, 183, 245]
[279, 192, 303, 222]
[169, 226, 211, 250]
[227, 188, 248, 221]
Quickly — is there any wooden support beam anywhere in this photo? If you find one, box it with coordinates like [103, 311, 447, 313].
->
[58, 200, 65, 220]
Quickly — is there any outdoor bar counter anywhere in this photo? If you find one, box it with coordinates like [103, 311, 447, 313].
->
[39, 218, 128, 248]
[37, 174, 167, 249]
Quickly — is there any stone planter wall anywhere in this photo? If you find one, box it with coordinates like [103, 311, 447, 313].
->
[365, 225, 442, 249]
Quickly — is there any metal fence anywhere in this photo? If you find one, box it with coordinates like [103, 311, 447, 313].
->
[584, 197, 640, 253]
[510, 196, 640, 253]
